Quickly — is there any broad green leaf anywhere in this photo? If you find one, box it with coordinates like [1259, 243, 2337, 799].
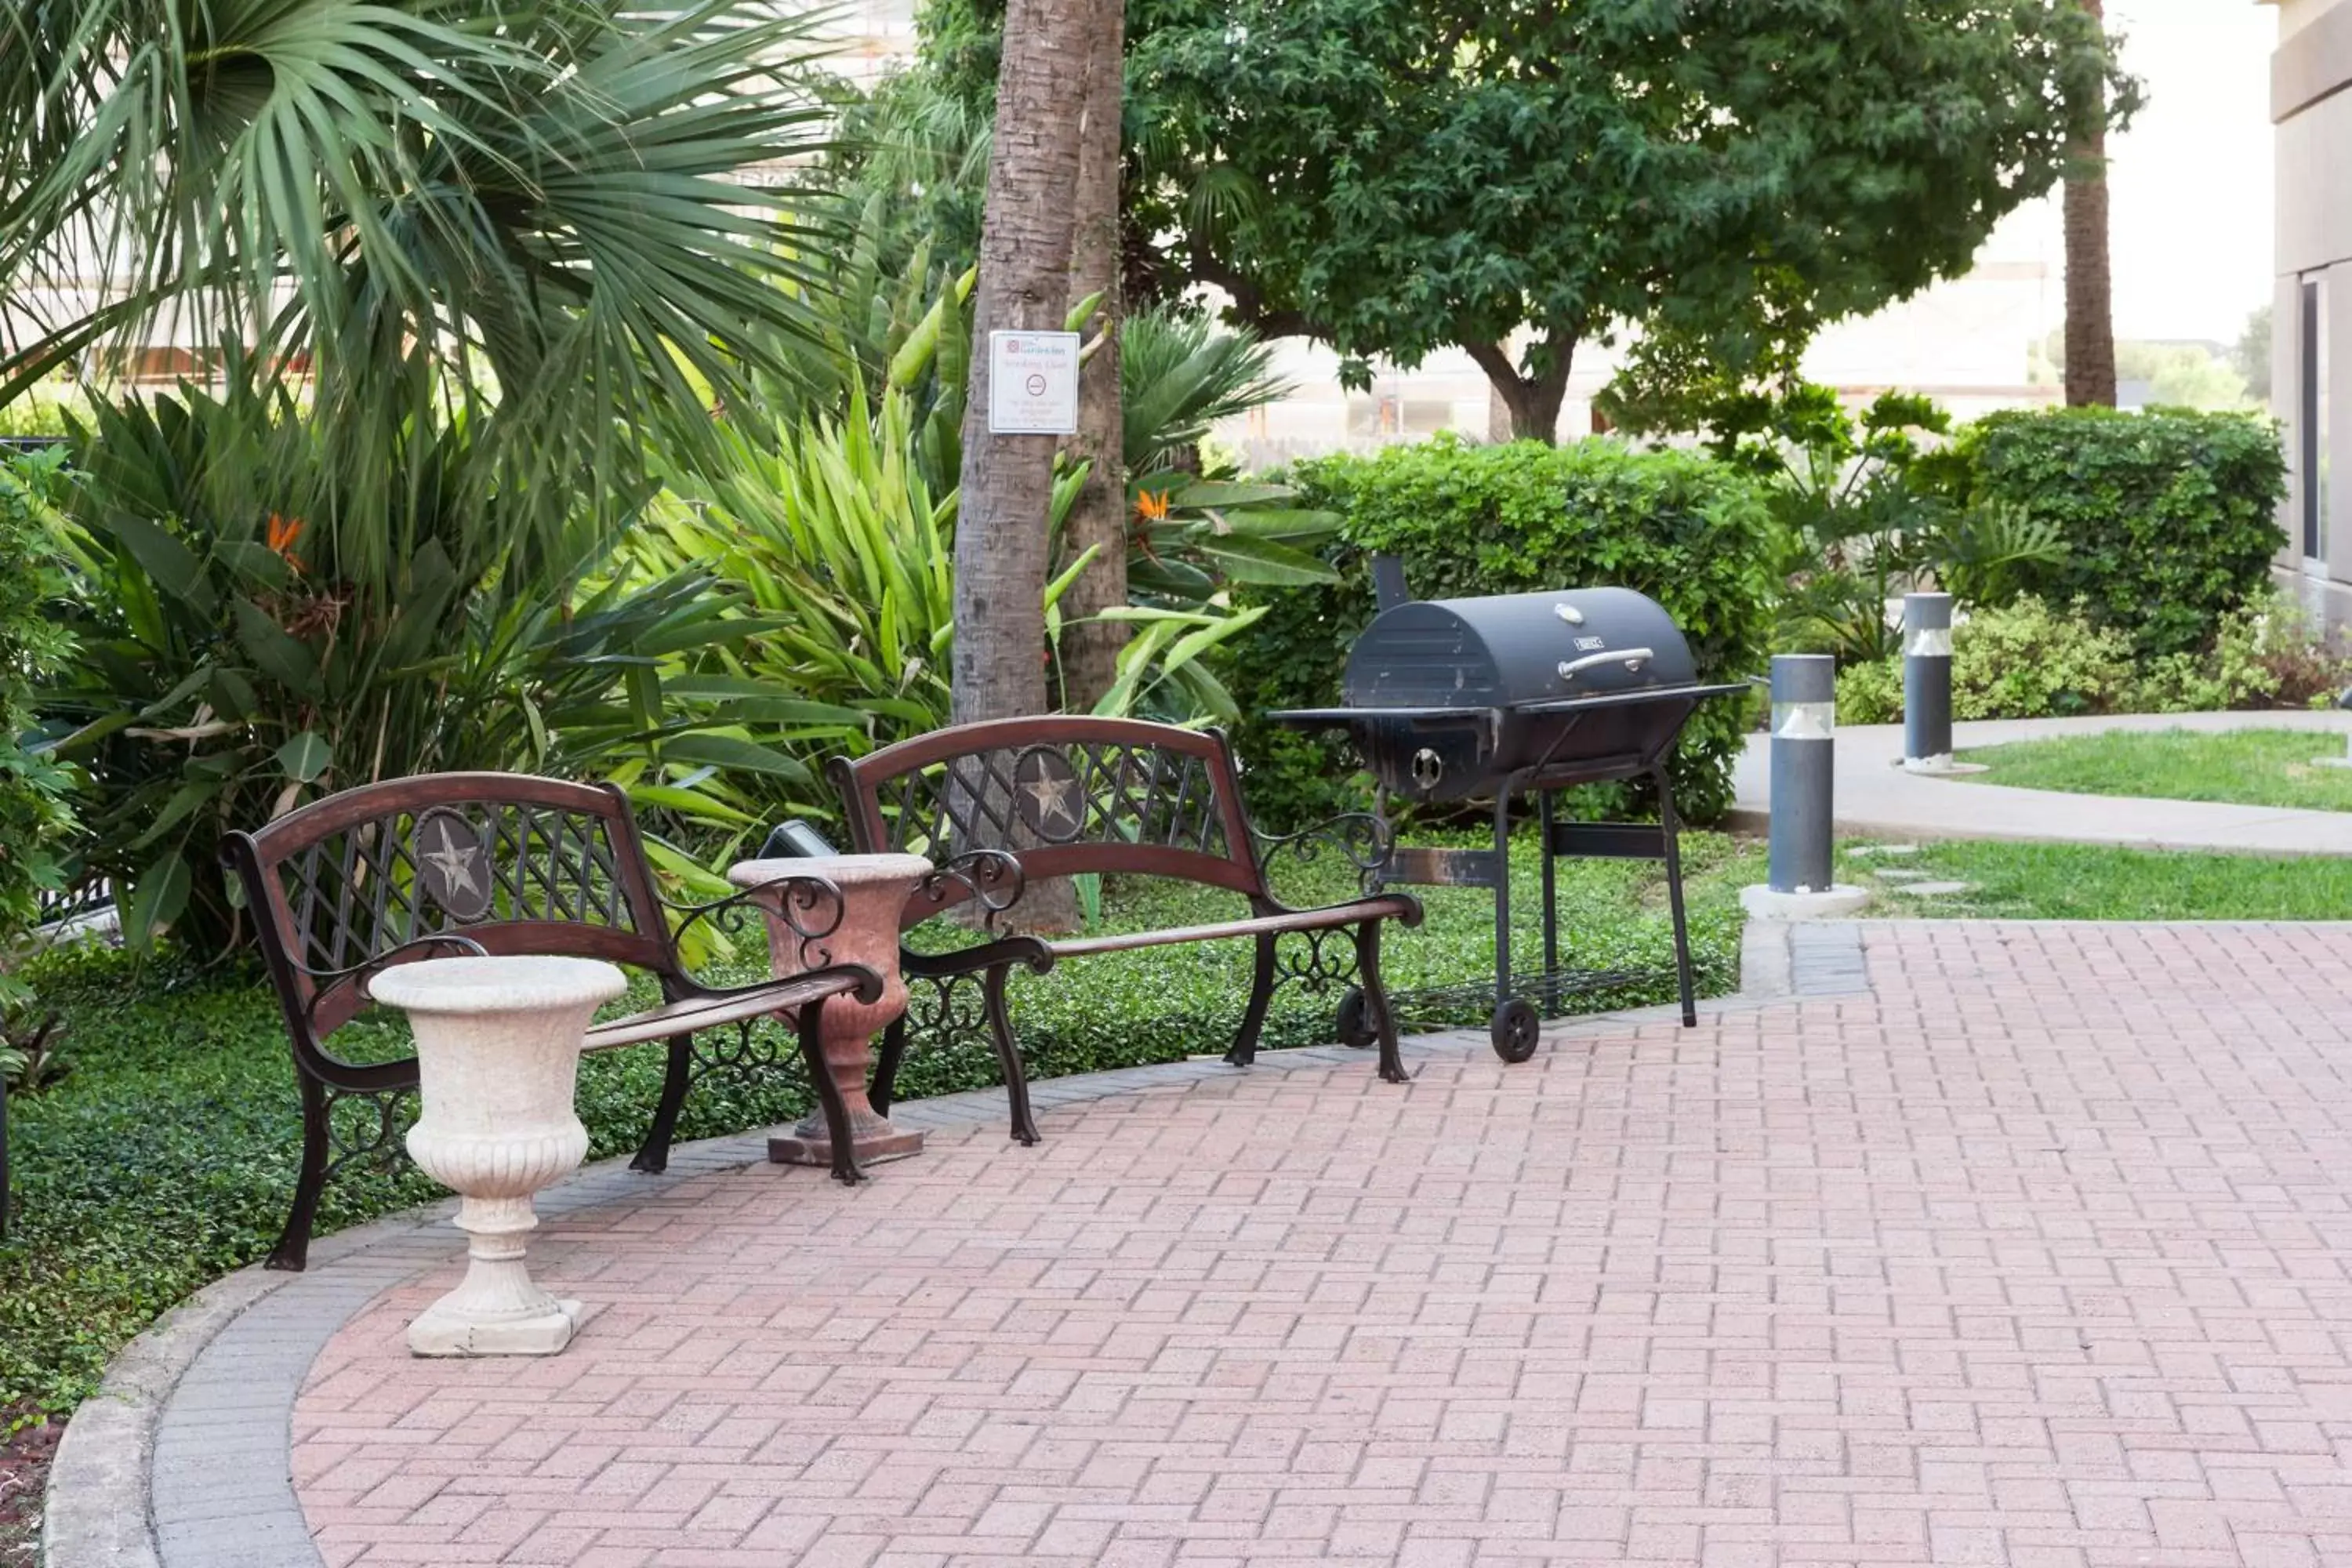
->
[277, 731, 332, 783]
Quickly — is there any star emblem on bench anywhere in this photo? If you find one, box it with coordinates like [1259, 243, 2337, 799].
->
[412, 811, 493, 920]
[1011, 747, 1085, 842]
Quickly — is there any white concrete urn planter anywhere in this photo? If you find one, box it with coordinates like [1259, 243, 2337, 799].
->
[368, 954, 627, 1358]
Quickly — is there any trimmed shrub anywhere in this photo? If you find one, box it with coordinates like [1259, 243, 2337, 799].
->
[1224, 437, 1778, 828]
[0, 450, 78, 1005]
[1935, 407, 2286, 658]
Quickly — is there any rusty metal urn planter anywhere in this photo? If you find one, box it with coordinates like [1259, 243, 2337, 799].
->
[730, 854, 935, 1169]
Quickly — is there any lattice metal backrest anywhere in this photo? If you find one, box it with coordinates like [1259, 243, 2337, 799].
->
[832, 717, 1269, 915]
[226, 772, 672, 1041]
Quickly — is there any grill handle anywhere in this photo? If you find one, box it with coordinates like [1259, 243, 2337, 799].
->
[1555, 647, 1653, 681]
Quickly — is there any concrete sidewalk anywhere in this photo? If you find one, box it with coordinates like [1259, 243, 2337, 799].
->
[1730, 710, 2352, 855]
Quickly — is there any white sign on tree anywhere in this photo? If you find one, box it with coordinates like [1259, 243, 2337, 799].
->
[987, 330, 1082, 435]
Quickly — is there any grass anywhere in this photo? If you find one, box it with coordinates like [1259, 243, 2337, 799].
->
[1839, 837, 2352, 920]
[1954, 728, 2352, 813]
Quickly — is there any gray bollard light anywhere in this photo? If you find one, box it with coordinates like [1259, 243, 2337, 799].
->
[1768, 654, 1837, 894]
[1741, 655, 1870, 920]
[1902, 592, 1954, 773]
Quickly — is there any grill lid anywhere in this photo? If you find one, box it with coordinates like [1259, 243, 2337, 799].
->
[1342, 587, 1695, 711]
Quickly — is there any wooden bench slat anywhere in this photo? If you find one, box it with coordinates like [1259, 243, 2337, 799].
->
[1045, 895, 1420, 960]
[584, 972, 870, 1051]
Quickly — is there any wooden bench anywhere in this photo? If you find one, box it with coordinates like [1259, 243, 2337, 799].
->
[224, 771, 884, 1271]
[828, 717, 1425, 1145]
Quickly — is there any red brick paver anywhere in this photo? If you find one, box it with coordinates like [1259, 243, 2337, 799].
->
[292, 923, 2352, 1566]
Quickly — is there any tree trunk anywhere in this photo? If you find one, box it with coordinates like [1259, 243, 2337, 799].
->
[954, 0, 1091, 931]
[1465, 342, 1575, 443]
[2063, 0, 2116, 408]
[1060, 0, 1129, 714]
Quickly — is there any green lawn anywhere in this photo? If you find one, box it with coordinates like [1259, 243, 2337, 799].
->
[1839, 837, 2352, 920]
[1954, 728, 2352, 813]
[10, 826, 2352, 1440]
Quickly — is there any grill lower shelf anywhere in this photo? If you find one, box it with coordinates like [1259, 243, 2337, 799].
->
[1388, 964, 1685, 1024]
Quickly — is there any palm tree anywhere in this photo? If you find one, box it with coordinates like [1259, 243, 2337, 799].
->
[2063, 0, 2117, 408]
[0, 0, 844, 564]
[952, 0, 1092, 730]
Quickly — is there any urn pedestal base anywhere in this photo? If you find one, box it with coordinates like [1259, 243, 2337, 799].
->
[728, 853, 936, 1175]
[408, 1297, 583, 1357]
[768, 1105, 924, 1169]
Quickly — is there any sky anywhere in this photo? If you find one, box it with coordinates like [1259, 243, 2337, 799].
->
[2017, 0, 2278, 346]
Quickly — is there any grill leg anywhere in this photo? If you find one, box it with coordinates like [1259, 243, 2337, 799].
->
[1654, 767, 1698, 1029]
[983, 965, 1042, 1147]
[1491, 790, 1514, 1014]
[1225, 933, 1277, 1068]
[1354, 920, 1410, 1084]
[1539, 788, 1560, 1003]
[270, 1073, 332, 1272]
[632, 1035, 694, 1174]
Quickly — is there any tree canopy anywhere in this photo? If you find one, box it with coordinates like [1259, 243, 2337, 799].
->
[916, 0, 2134, 438]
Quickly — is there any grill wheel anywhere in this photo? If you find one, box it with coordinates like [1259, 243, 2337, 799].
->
[1334, 986, 1376, 1049]
[1490, 998, 1541, 1063]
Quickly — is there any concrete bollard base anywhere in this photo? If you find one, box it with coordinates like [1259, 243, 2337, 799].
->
[1740, 884, 1873, 920]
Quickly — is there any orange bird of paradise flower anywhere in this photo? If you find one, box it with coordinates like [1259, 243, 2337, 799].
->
[1132, 489, 1171, 522]
[266, 514, 306, 573]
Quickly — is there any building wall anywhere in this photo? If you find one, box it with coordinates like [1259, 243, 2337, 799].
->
[2269, 0, 2352, 620]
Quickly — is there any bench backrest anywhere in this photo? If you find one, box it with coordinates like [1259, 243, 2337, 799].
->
[223, 772, 675, 1051]
[829, 717, 1269, 924]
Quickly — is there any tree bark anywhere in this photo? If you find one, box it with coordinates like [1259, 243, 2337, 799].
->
[955, 0, 1091, 931]
[1465, 341, 1575, 443]
[956, 0, 1091, 730]
[1060, 0, 1129, 714]
[2063, 0, 2116, 408]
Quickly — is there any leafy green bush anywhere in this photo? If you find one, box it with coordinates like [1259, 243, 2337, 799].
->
[0, 449, 79, 1008]
[1838, 590, 2345, 724]
[42, 383, 801, 958]
[1934, 407, 2286, 658]
[1838, 597, 2129, 723]
[1224, 437, 1778, 828]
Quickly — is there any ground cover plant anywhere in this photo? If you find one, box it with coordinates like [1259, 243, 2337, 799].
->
[1949, 728, 2352, 814]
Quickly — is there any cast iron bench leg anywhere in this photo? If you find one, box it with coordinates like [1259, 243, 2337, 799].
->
[1353, 919, 1410, 1085]
[983, 965, 1041, 1147]
[796, 997, 865, 1184]
[632, 1034, 694, 1174]
[1225, 932, 1279, 1069]
[869, 1015, 909, 1117]
[270, 1074, 332, 1272]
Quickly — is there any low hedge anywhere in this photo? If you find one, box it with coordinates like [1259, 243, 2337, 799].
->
[1223, 437, 1778, 829]
[1933, 407, 2286, 659]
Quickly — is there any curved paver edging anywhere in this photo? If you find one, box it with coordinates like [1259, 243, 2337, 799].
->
[42, 920, 1868, 1568]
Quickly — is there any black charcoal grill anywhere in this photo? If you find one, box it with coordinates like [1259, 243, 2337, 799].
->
[1271, 557, 1747, 1062]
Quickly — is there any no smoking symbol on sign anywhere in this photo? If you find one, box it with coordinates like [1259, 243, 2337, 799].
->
[1025, 373, 1047, 396]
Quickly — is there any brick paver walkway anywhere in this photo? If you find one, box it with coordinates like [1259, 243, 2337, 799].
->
[290, 924, 2352, 1567]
